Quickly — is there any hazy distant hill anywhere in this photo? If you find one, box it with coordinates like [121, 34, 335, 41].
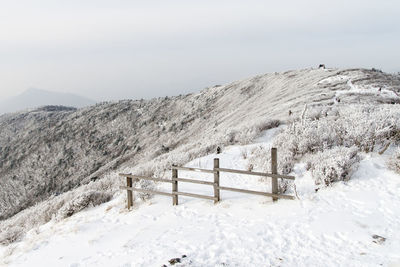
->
[0, 88, 95, 114]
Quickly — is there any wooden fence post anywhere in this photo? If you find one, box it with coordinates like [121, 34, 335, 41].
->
[214, 158, 220, 203]
[172, 166, 178, 205]
[271, 148, 278, 201]
[126, 176, 133, 209]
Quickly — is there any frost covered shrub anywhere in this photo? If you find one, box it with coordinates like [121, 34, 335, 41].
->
[246, 146, 270, 172]
[273, 104, 400, 173]
[132, 179, 156, 202]
[0, 179, 115, 246]
[56, 190, 112, 219]
[247, 105, 400, 191]
[306, 146, 360, 186]
[223, 120, 280, 145]
[0, 226, 24, 245]
[257, 120, 281, 132]
[388, 148, 400, 174]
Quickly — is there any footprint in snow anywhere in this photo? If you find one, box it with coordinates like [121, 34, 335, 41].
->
[372, 235, 386, 244]
[164, 255, 187, 266]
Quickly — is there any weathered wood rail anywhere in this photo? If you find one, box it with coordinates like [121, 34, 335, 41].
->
[119, 148, 295, 208]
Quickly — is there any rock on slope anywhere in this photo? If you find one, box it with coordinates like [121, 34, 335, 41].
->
[0, 68, 399, 221]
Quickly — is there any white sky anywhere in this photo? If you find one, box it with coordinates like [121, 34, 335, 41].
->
[1, 0, 399, 101]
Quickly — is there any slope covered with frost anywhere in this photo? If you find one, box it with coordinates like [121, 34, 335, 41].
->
[1, 68, 399, 247]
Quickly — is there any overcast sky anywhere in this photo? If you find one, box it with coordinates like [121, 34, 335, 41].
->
[1, 0, 399, 102]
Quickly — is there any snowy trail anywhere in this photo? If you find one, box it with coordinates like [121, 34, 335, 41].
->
[318, 74, 399, 105]
[338, 77, 398, 101]
[1, 143, 400, 267]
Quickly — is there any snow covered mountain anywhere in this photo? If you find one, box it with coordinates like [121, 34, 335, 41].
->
[0, 88, 95, 115]
[1, 67, 400, 266]
[1, 67, 399, 219]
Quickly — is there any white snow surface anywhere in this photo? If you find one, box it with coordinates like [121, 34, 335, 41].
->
[317, 75, 349, 84]
[1, 131, 400, 267]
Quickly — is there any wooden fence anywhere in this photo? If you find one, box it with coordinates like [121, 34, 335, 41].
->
[119, 148, 295, 208]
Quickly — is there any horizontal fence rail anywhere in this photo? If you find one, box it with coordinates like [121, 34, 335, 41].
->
[120, 174, 173, 183]
[217, 186, 295, 200]
[119, 148, 295, 209]
[215, 167, 295, 180]
[120, 186, 217, 200]
[172, 177, 216, 186]
[171, 166, 215, 174]
[120, 186, 174, 197]
[175, 191, 217, 201]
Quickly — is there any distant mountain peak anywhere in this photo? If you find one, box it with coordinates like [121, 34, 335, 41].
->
[0, 88, 95, 114]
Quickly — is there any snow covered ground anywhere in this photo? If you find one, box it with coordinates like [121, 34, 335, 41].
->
[1, 130, 400, 267]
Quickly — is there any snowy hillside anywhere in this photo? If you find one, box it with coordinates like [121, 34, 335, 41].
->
[1, 67, 400, 266]
[1, 131, 399, 266]
[0, 88, 95, 115]
[1, 68, 399, 221]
